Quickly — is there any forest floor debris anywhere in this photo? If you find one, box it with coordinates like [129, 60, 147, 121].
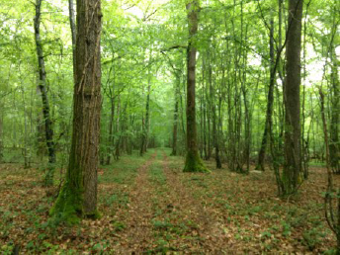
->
[0, 148, 338, 253]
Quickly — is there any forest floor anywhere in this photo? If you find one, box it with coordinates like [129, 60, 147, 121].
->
[0, 148, 338, 254]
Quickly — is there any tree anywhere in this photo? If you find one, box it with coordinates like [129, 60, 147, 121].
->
[183, 1, 209, 173]
[34, 0, 56, 185]
[256, 17, 275, 171]
[282, 0, 304, 195]
[171, 72, 180, 156]
[0, 104, 3, 163]
[329, 25, 339, 174]
[51, 0, 102, 223]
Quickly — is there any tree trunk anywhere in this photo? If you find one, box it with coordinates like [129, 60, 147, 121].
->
[330, 47, 340, 173]
[211, 83, 222, 169]
[106, 97, 115, 165]
[171, 75, 179, 156]
[256, 18, 275, 171]
[114, 95, 121, 160]
[34, 0, 56, 186]
[144, 80, 151, 151]
[183, 1, 209, 173]
[283, 0, 303, 195]
[0, 105, 3, 163]
[68, 0, 76, 75]
[140, 55, 152, 156]
[51, 0, 102, 223]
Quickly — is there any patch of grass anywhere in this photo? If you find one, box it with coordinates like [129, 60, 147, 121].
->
[149, 161, 166, 185]
[111, 221, 126, 232]
[100, 191, 129, 208]
[309, 161, 326, 167]
[99, 151, 154, 185]
[302, 226, 327, 251]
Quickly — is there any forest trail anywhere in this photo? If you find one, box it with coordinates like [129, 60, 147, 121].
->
[111, 151, 158, 252]
[0, 149, 337, 253]
[110, 149, 226, 253]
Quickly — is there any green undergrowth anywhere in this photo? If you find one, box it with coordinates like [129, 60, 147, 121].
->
[149, 160, 166, 185]
[100, 190, 130, 210]
[99, 149, 155, 185]
[309, 161, 326, 167]
[164, 153, 332, 252]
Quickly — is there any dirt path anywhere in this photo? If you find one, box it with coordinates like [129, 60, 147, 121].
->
[158, 150, 228, 253]
[111, 149, 225, 253]
[111, 151, 158, 253]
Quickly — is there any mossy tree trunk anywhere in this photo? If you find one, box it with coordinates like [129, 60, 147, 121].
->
[183, 1, 209, 173]
[51, 0, 102, 224]
[0, 105, 3, 163]
[34, 0, 56, 186]
[282, 0, 303, 195]
[330, 46, 339, 173]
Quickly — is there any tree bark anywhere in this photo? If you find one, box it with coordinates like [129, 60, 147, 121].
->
[171, 74, 180, 156]
[114, 95, 121, 160]
[144, 80, 151, 151]
[0, 105, 3, 163]
[69, 0, 76, 75]
[256, 18, 275, 171]
[183, 1, 209, 173]
[330, 47, 340, 173]
[283, 0, 303, 195]
[51, 0, 102, 223]
[34, 0, 56, 186]
[106, 97, 115, 165]
[211, 78, 222, 169]
[140, 87, 150, 155]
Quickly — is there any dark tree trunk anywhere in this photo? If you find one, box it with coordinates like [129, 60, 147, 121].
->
[114, 96, 121, 160]
[51, 0, 102, 223]
[183, 1, 209, 173]
[171, 75, 180, 156]
[140, 86, 150, 156]
[283, 0, 303, 195]
[144, 81, 151, 151]
[140, 57, 152, 156]
[256, 18, 275, 171]
[199, 95, 203, 158]
[34, 0, 56, 186]
[212, 87, 222, 169]
[330, 47, 340, 173]
[0, 106, 3, 163]
[106, 97, 115, 165]
[208, 57, 222, 169]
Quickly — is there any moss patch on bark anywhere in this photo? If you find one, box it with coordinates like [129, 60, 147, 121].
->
[183, 151, 210, 173]
[50, 181, 83, 225]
